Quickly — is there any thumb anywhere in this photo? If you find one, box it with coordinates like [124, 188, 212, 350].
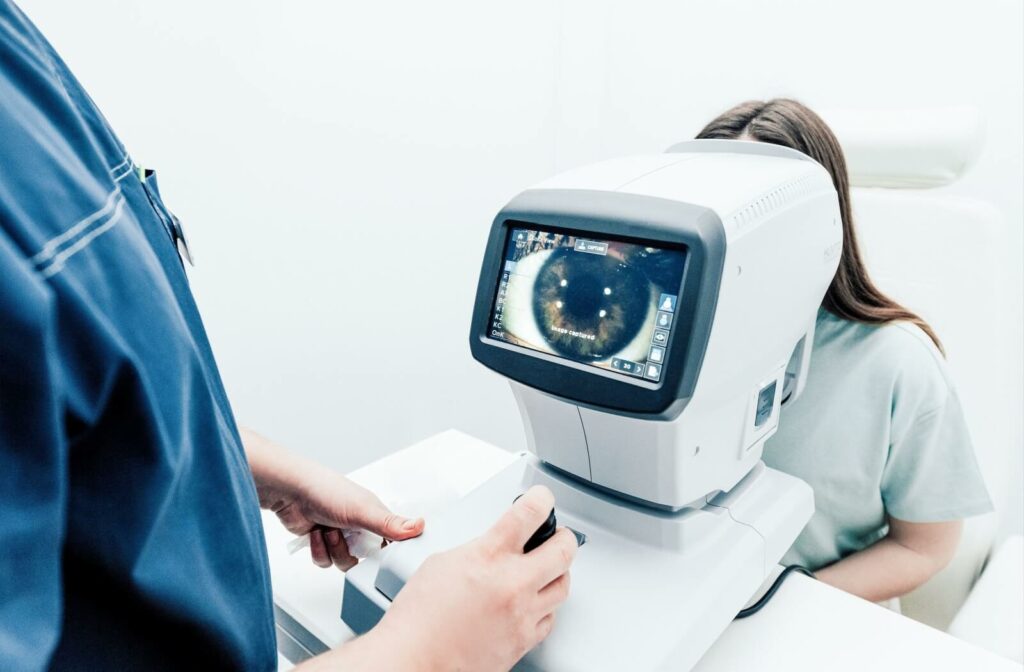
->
[347, 496, 425, 541]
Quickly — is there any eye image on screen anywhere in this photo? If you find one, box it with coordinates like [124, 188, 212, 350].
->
[488, 226, 686, 382]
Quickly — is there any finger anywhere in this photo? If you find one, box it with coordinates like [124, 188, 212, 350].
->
[309, 528, 332, 568]
[524, 527, 578, 588]
[535, 613, 556, 646]
[486, 485, 555, 552]
[537, 572, 571, 613]
[345, 494, 425, 542]
[325, 528, 358, 571]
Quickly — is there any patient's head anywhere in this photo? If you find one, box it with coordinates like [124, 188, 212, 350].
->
[696, 99, 942, 352]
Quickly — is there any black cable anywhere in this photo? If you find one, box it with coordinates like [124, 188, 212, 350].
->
[734, 565, 815, 620]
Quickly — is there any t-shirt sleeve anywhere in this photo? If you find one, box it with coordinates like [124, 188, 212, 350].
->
[0, 230, 66, 669]
[881, 376, 993, 523]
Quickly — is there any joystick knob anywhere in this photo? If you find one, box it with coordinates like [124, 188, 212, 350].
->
[515, 494, 558, 553]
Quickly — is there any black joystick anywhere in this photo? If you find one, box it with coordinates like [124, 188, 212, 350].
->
[515, 494, 558, 553]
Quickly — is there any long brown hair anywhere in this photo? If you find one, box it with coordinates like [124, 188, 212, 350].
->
[696, 98, 943, 353]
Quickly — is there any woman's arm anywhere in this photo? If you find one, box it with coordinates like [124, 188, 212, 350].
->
[815, 517, 962, 603]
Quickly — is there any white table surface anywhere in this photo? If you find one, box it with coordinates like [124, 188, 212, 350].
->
[264, 430, 1021, 671]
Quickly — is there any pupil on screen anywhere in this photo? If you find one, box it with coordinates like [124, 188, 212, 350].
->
[532, 249, 648, 361]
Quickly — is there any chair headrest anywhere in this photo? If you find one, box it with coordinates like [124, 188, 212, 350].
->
[819, 106, 985, 189]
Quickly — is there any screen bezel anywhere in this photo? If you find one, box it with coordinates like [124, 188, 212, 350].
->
[469, 188, 725, 417]
[486, 223, 688, 387]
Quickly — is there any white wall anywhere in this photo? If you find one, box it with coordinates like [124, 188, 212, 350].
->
[21, 0, 1022, 534]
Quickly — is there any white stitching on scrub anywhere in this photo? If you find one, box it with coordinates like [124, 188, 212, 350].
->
[112, 159, 135, 182]
[30, 188, 123, 265]
[31, 155, 136, 278]
[37, 196, 127, 278]
[108, 153, 132, 177]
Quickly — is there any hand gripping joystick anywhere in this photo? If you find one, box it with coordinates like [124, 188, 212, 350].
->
[514, 494, 558, 553]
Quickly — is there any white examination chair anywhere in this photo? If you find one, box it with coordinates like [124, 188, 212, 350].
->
[949, 534, 1024, 663]
[822, 107, 1018, 636]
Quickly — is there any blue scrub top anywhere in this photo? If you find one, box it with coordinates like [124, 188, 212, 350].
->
[0, 3, 275, 670]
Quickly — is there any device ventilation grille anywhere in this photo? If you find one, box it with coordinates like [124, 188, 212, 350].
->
[730, 175, 818, 230]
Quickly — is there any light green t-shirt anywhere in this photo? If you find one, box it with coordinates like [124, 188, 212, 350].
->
[764, 309, 993, 570]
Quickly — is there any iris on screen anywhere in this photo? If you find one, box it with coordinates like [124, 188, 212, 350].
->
[529, 249, 649, 360]
[492, 228, 686, 376]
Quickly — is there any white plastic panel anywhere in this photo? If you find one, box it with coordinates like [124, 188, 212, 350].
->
[530, 144, 833, 243]
[618, 154, 822, 234]
[510, 382, 591, 481]
[346, 454, 812, 672]
[709, 462, 815, 576]
[531, 153, 693, 193]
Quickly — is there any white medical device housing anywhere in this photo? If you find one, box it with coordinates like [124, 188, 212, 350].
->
[342, 140, 842, 671]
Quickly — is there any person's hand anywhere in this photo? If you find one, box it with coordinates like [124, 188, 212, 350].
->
[358, 485, 578, 672]
[270, 465, 424, 570]
[242, 428, 424, 570]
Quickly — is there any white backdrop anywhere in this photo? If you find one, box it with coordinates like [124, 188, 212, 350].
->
[19, 0, 1023, 535]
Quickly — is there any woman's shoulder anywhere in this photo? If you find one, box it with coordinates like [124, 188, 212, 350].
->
[816, 309, 953, 409]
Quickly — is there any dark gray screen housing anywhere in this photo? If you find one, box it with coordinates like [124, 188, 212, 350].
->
[469, 189, 725, 416]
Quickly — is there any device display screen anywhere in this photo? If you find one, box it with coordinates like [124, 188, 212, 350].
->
[488, 225, 687, 382]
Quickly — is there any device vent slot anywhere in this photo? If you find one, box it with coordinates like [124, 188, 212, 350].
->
[729, 175, 817, 231]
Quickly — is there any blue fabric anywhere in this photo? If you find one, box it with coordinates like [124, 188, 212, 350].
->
[0, 3, 275, 670]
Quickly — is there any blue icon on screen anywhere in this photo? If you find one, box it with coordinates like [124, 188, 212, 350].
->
[658, 294, 677, 313]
